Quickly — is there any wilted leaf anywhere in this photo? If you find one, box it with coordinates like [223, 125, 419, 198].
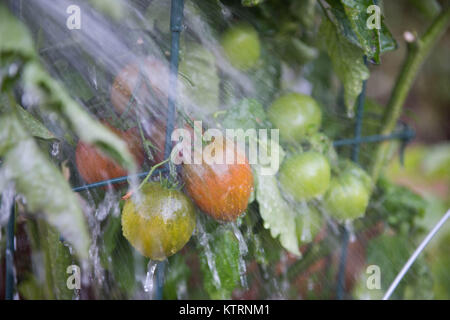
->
[319, 18, 370, 115]
[0, 114, 90, 259]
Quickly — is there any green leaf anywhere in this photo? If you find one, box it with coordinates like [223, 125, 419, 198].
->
[179, 43, 220, 117]
[377, 177, 427, 232]
[253, 140, 299, 256]
[407, 0, 442, 19]
[197, 223, 241, 299]
[323, 0, 397, 59]
[14, 104, 56, 141]
[163, 254, 191, 300]
[220, 98, 267, 130]
[242, 0, 266, 7]
[22, 62, 136, 171]
[0, 114, 90, 259]
[254, 165, 300, 256]
[366, 234, 433, 299]
[101, 214, 137, 296]
[23, 218, 74, 299]
[0, 4, 35, 60]
[319, 17, 370, 116]
[340, 0, 381, 63]
[248, 46, 281, 105]
[88, 0, 126, 21]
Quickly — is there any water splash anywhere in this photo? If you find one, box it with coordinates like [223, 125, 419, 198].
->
[0, 182, 15, 229]
[143, 260, 159, 295]
[231, 222, 248, 289]
[196, 219, 221, 289]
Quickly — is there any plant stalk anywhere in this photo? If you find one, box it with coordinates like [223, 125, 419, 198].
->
[370, 7, 450, 184]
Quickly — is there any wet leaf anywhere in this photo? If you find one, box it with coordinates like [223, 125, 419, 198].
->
[242, 0, 266, 7]
[254, 165, 300, 256]
[197, 224, 241, 299]
[14, 104, 56, 141]
[101, 214, 136, 296]
[0, 114, 90, 259]
[221, 98, 267, 130]
[179, 43, 220, 117]
[0, 4, 35, 60]
[163, 254, 191, 300]
[22, 62, 136, 171]
[319, 17, 369, 116]
[324, 0, 397, 59]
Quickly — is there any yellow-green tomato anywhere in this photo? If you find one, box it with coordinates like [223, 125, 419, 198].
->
[221, 23, 261, 70]
[268, 93, 322, 144]
[324, 173, 370, 221]
[121, 183, 196, 261]
[279, 151, 331, 201]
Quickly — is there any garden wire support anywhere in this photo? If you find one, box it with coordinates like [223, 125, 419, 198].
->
[336, 56, 367, 300]
[153, 0, 185, 301]
[383, 209, 450, 300]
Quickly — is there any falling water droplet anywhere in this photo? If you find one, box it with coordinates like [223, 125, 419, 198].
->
[346, 220, 356, 243]
[51, 141, 60, 157]
[8, 64, 18, 77]
[144, 260, 159, 295]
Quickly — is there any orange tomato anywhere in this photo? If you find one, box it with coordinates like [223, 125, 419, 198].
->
[75, 123, 145, 184]
[182, 141, 254, 222]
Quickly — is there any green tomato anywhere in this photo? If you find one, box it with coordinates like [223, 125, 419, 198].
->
[221, 23, 261, 70]
[296, 205, 323, 245]
[341, 161, 373, 191]
[324, 172, 370, 221]
[279, 151, 331, 201]
[268, 93, 322, 144]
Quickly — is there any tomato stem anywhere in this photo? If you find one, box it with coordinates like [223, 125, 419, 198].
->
[369, 7, 450, 185]
[122, 158, 170, 200]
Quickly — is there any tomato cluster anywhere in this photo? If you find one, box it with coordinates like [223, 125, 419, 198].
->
[74, 21, 372, 261]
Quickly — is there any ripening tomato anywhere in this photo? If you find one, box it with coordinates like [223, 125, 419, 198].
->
[110, 57, 169, 115]
[121, 182, 196, 260]
[221, 23, 261, 70]
[75, 123, 145, 184]
[182, 141, 254, 222]
[268, 93, 322, 144]
[324, 172, 370, 221]
[279, 151, 331, 201]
